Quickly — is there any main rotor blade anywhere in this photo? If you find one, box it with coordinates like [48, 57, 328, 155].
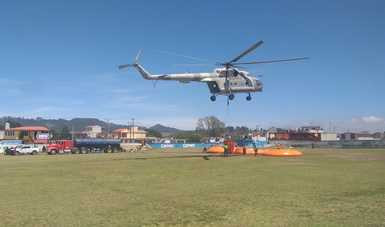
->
[118, 64, 132, 70]
[173, 63, 212, 67]
[234, 57, 309, 65]
[233, 65, 247, 70]
[156, 50, 211, 62]
[228, 40, 264, 63]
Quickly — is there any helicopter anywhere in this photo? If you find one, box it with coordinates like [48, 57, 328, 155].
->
[118, 40, 308, 104]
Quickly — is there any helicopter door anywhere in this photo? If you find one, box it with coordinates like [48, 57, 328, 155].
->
[207, 82, 220, 93]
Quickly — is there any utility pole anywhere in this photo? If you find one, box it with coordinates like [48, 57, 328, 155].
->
[128, 121, 131, 142]
[131, 118, 135, 142]
[107, 119, 110, 138]
[71, 125, 74, 141]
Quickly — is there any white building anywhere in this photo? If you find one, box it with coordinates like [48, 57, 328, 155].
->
[0, 122, 9, 140]
[355, 132, 377, 141]
[0, 130, 4, 140]
[84, 125, 103, 138]
[112, 127, 147, 142]
[299, 126, 324, 134]
[321, 132, 338, 141]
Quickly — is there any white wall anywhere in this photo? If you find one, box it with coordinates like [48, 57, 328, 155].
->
[321, 133, 338, 141]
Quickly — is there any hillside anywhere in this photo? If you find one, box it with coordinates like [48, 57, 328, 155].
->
[0, 117, 127, 132]
[0, 117, 184, 136]
[149, 124, 183, 135]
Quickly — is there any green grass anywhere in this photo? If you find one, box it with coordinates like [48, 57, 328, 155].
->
[0, 149, 384, 227]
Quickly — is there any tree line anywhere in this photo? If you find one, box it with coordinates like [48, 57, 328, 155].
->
[172, 116, 254, 143]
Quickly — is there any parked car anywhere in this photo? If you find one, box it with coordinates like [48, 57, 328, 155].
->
[0, 140, 23, 154]
[14, 145, 39, 155]
[5, 147, 17, 155]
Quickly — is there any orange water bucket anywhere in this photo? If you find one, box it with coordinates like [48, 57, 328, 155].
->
[234, 147, 257, 155]
[258, 147, 302, 157]
[207, 145, 225, 153]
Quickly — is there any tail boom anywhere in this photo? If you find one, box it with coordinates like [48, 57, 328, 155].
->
[132, 63, 156, 80]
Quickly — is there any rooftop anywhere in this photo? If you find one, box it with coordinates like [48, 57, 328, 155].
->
[113, 127, 146, 133]
[10, 126, 49, 132]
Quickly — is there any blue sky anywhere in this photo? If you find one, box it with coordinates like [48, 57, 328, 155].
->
[1, 0, 384, 131]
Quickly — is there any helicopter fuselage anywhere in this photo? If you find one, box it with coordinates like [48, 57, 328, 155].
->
[119, 40, 307, 102]
[131, 63, 262, 96]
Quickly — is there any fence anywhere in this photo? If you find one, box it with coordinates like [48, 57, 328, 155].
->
[149, 143, 213, 149]
[270, 140, 385, 149]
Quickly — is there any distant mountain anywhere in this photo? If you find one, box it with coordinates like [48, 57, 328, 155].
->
[0, 117, 127, 132]
[149, 124, 183, 135]
[0, 117, 186, 136]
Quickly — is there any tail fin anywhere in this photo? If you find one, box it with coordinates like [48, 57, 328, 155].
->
[118, 50, 155, 80]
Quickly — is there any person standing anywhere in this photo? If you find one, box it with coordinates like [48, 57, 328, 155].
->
[253, 140, 258, 156]
[223, 143, 229, 157]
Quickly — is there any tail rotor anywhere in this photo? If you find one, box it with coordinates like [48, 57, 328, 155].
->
[135, 50, 142, 63]
[118, 50, 143, 70]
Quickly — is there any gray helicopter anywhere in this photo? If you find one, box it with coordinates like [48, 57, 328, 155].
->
[118, 40, 307, 104]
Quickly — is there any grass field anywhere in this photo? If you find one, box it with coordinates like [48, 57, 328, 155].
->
[0, 148, 384, 227]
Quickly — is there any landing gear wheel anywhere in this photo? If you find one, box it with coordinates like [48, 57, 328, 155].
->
[246, 95, 252, 101]
[210, 95, 216, 102]
[229, 94, 235, 100]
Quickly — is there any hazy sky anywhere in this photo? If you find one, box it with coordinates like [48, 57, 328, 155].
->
[1, 0, 384, 131]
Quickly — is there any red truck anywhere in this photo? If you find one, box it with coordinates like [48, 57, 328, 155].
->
[47, 140, 74, 154]
[47, 139, 122, 155]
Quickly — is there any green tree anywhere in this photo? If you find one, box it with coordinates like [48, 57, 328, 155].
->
[196, 116, 225, 137]
[7, 120, 22, 128]
[173, 131, 203, 143]
[236, 126, 250, 135]
[60, 126, 72, 140]
[146, 129, 162, 138]
[50, 129, 59, 140]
